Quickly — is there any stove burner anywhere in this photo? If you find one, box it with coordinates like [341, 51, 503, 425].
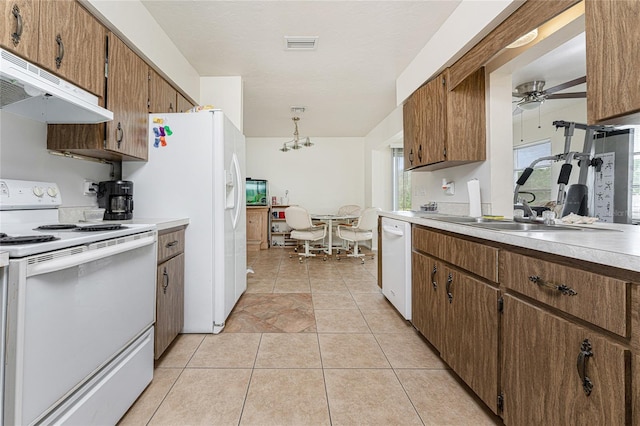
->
[0, 235, 59, 245]
[75, 224, 125, 232]
[36, 224, 79, 230]
[0, 233, 6, 238]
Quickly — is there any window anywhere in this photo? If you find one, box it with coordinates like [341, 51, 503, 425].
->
[513, 140, 552, 205]
[392, 147, 411, 210]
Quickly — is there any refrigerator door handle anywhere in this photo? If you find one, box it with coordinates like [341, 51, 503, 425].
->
[230, 153, 242, 229]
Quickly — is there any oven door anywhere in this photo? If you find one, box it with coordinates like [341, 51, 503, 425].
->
[4, 231, 157, 426]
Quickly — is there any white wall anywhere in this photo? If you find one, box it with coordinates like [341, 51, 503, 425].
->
[0, 111, 112, 207]
[200, 77, 243, 132]
[246, 137, 365, 214]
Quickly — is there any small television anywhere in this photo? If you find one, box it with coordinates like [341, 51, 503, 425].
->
[246, 178, 268, 206]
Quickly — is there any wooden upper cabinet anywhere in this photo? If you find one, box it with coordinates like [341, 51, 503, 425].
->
[104, 33, 148, 160]
[586, 0, 640, 124]
[403, 67, 485, 171]
[422, 74, 447, 165]
[148, 68, 177, 113]
[445, 67, 486, 165]
[47, 33, 148, 161]
[1, 0, 40, 60]
[176, 92, 194, 112]
[37, 0, 105, 98]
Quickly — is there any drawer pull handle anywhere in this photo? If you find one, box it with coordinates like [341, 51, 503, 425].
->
[431, 264, 437, 289]
[162, 267, 169, 294]
[576, 339, 593, 396]
[528, 275, 577, 296]
[55, 34, 64, 69]
[408, 148, 414, 164]
[417, 144, 423, 162]
[166, 240, 179, 248]
[115, 122, 124, 148]
[446, 273, 453, 303]
[11, 4, 22, 46]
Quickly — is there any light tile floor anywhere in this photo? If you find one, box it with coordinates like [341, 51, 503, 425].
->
[119, 248, 501, 425]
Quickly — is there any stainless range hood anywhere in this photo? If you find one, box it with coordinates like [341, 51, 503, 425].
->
[0, 48, 113, 124]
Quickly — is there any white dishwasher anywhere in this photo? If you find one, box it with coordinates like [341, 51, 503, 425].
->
[381, 217, 411, 320]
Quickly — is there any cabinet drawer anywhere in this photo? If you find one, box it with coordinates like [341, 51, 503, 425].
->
[500, 250, 629, 337]
[412, 226, 498, 282]
[157, 229, 185, 263]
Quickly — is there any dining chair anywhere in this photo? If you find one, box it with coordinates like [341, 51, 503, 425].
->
[336, 207, 380, 263]
[285, 206, 328, 262]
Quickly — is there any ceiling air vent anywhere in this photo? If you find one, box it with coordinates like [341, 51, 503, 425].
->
[284, 36, 318, 51]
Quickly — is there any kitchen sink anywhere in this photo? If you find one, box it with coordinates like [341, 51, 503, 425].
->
[431, 216, 500, 224]
[469, 221, 587, 232]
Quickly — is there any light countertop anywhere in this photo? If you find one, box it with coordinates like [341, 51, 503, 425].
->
[104, 217, 189, 232]
[381, 211, 640, 274]
[1, 251, 8, 268]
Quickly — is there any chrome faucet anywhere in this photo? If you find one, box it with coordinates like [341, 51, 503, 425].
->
[514, 198, 537, 220]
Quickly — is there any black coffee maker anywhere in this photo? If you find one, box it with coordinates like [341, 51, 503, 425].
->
[97, 180, 134, 220]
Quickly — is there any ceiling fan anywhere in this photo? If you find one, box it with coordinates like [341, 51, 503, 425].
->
[512, 76, 586, 111]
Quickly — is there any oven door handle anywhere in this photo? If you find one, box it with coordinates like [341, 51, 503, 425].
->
[27, 234, 156, 277]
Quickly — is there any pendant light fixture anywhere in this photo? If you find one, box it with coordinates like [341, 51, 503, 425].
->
[279, 107, 313, 152]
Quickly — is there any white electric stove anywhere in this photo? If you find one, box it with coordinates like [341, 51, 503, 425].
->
[0, 179, 157, 425]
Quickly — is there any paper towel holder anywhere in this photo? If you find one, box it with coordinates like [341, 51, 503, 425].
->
[442, 179, 455, 195]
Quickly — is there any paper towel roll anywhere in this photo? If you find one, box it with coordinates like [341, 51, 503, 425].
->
[468, 179, 482, 217]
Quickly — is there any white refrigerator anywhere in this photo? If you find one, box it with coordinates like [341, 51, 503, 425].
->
[124, 110, 247, 334]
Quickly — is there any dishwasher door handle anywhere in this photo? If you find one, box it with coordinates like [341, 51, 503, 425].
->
[382, 226, 404, 236]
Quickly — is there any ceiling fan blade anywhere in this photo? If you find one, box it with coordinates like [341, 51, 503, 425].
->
[544, 76, 586, 95]
[546, 92, 587, 99]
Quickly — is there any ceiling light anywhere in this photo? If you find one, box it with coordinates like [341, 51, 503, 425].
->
[284, 36, 318, 51]
[506, 29, 538, 49]
[517, 98, 544, 110]
[279, 110, 314, 153]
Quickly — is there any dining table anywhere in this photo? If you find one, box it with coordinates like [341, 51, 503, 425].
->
[310, 213, 359, 255]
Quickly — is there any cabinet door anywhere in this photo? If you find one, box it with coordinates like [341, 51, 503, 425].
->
[421, 74, 447, 165]
[246, 209, 265, 250]
[445, 67, 486, 163]
[403, 92, 419, 170]
[105, 33, 148, 160]
[38, 0, 105, 97]
[155, 253, 185, 359]
[586, 0, 640, 123]
[1, 0, 39, 60]
[177, 92, 194, 112]
[441, 267, 499, 414]
[411, 252, 444, 351]
[148, 68, 177, 113]
[502, 294, 629, 425]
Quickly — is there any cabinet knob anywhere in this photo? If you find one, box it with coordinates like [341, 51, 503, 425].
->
[115, 122, 124, 148]
[446, 273, 453, 303]
[576, 339, 593, 396]
[11, 4, 23, 46]
[528, 275, 577, 296]
[55, 34, 65, 69]
[431, 264, 437, 289]
[162, 267, 169, 294]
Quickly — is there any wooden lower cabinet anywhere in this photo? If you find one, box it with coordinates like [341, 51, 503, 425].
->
[246, 207, 269, 250]
[411, 228, 500, 414]
[156, 253, 184, 359]
[501, 294, 629, 425]
[409, 223, 636, 423]
[442, 267, 499, 413]
[411, 252, 444, 351]
[155, 227, 185, 359]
